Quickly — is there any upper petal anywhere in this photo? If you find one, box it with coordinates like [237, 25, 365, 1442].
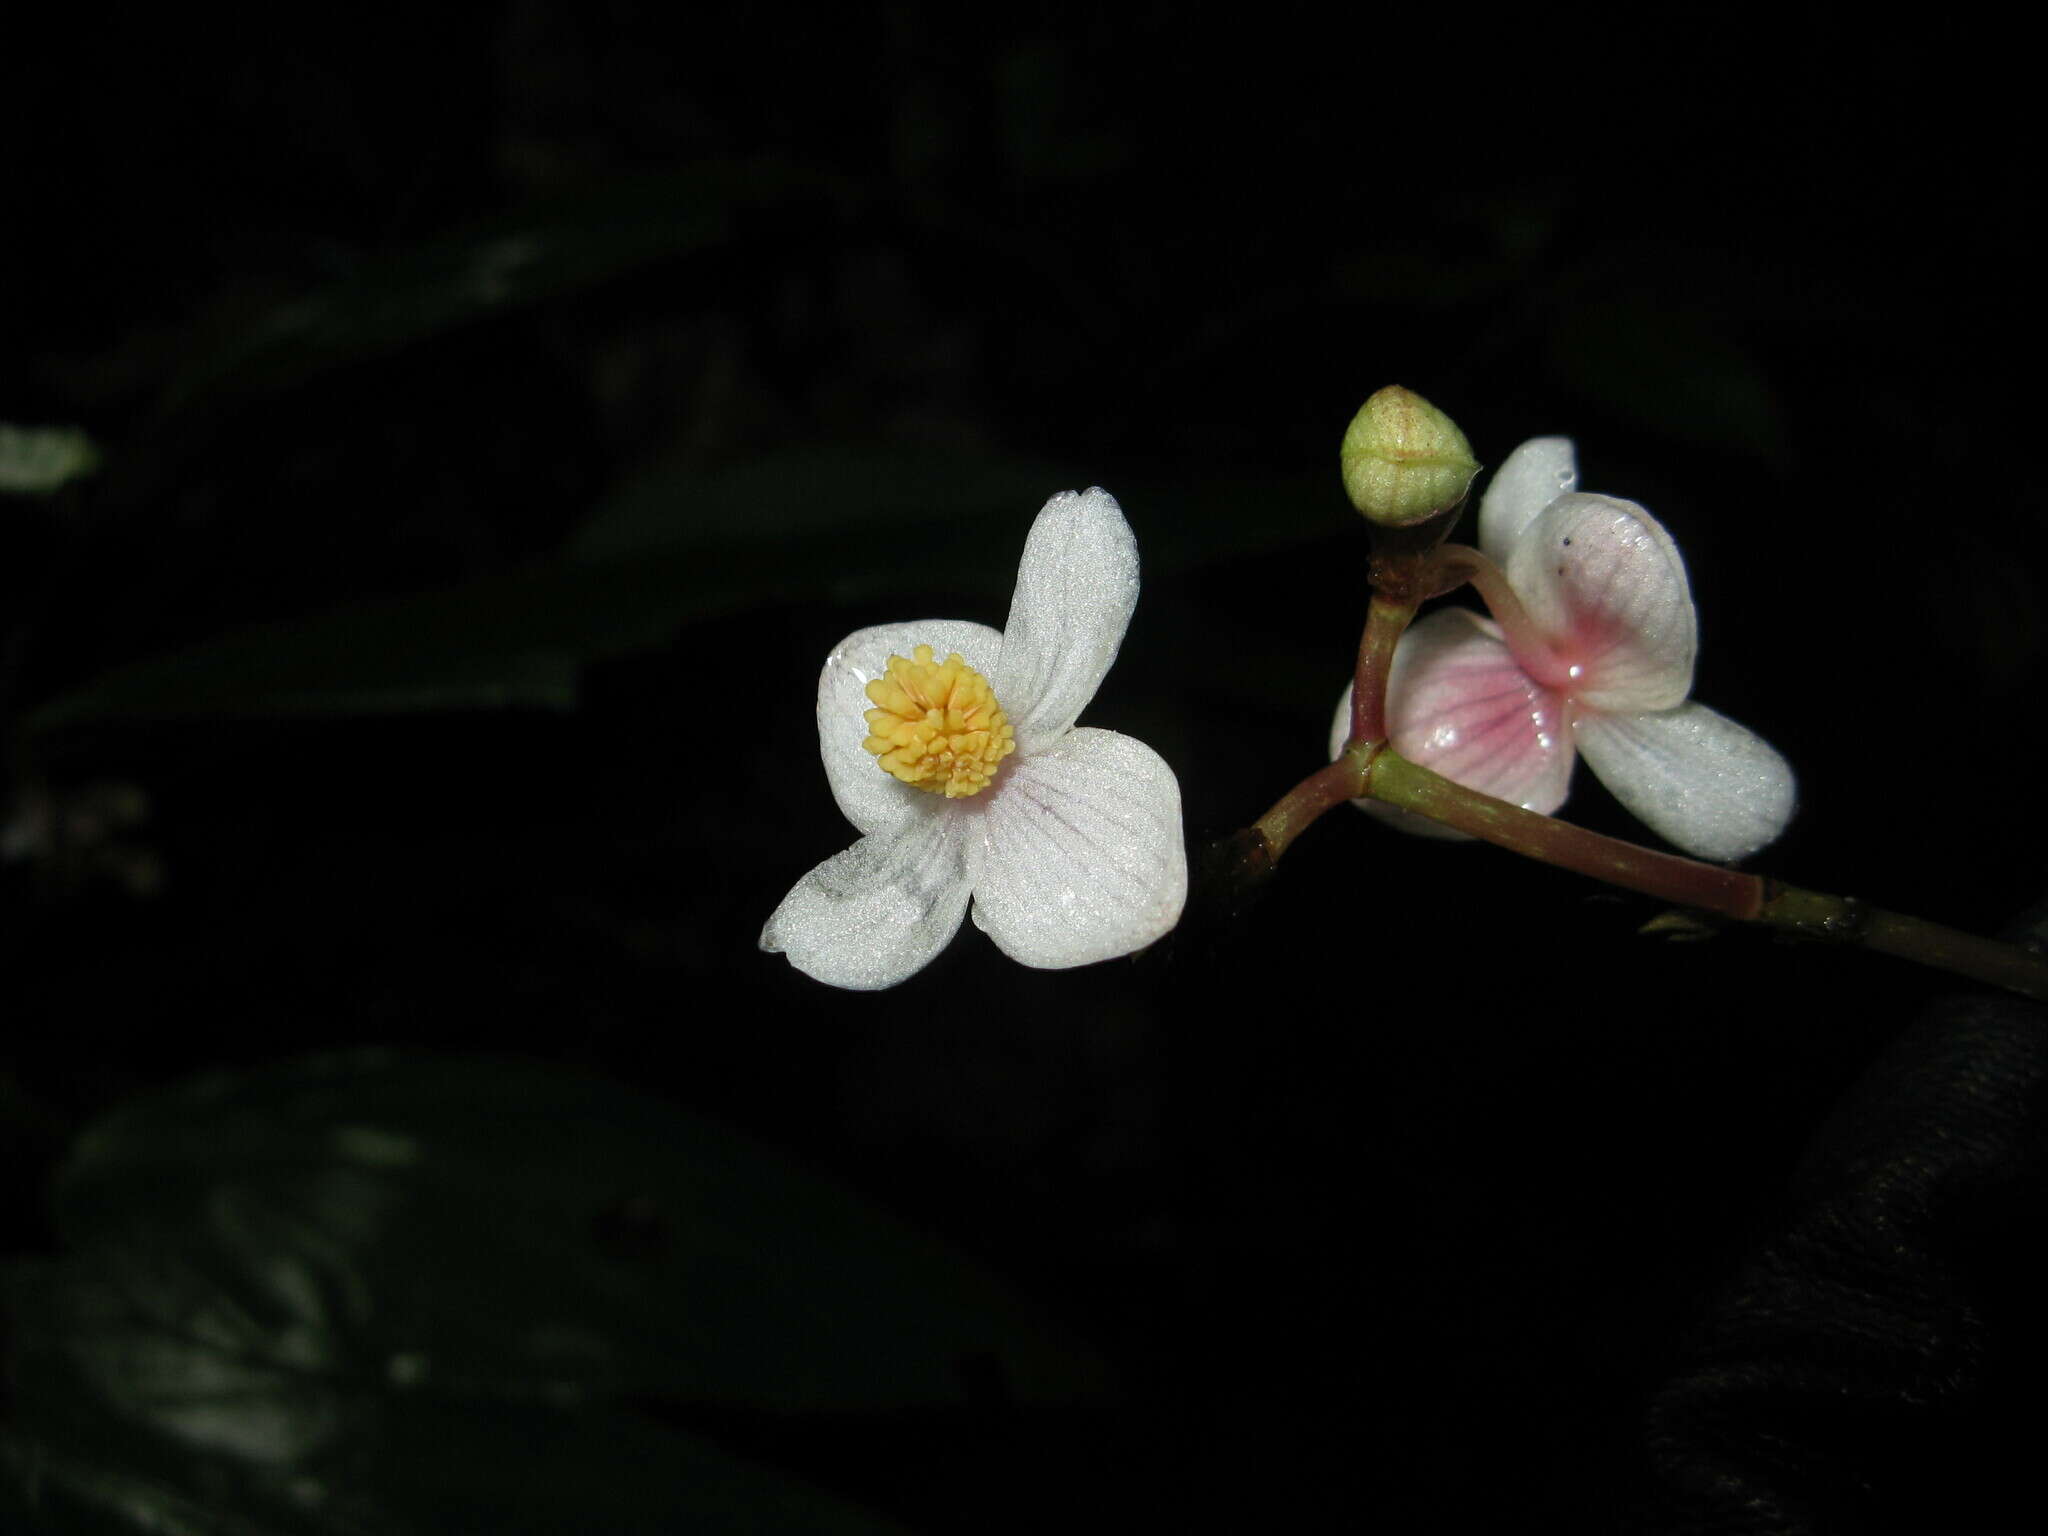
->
[817, 619, 1006, 836]
[760, 805, 980, 990]
[1573, 701, 1795, 862]
[992, 488, 1140, 756]
[969, 727, 1186, 969]
[1478, 436, 1578, 564]
[1331, 608, 1576, 837]
[1505, 492, 1696, 713]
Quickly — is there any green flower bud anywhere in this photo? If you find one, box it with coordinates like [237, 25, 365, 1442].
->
[1339, 386, 1479, 528]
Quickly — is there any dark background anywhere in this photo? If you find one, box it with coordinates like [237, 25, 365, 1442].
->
[2, 9, 2042, 1532]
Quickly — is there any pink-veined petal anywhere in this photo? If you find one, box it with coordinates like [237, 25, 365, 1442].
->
[1477, 436, 1577, 564]
[1573, 701, 1795, 862]
[993, 488, 1140, 755]
[1330, 610, 1576, 840]
[817, 619, 1005, 836]
[761, 804, 981, 990]
[969, 727, 1186, 969]
[1506, 492, 1696, 713]
[1329, 678, 1470, 840]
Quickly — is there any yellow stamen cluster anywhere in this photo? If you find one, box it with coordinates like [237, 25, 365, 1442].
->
[863, 645, 1016, 798]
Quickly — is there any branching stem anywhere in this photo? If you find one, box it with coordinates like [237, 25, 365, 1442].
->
[1240, 531, 2048, 1003]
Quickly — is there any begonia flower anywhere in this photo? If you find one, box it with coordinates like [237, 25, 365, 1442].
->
[1332, 437, 1794, 862]
[763, 488, 1187, 990]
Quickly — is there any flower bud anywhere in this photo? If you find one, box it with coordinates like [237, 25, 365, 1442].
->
[1339, 386, 1479, 528]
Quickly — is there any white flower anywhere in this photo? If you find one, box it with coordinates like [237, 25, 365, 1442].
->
[763, 488, 1187, 990]
[1332, 437, 1795, 862]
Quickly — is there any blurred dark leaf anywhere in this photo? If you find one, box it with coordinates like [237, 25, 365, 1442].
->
[25, 446, 1338, 734]
[991, 41, 1134, 182]
[572, 440, 1341, 580]
[1, 1051, 1108, 1530]
[16, 528, 937, 732]
[1, 1409, 911, 1535]
[1326, 184, 1566, 310]
[20, 573, 588, 730]
[151, 163, 825, 421]
[1545, 291, 1783, 460]
[34, 1051, 1109, 1407]
[1, 1435, 298, 1536]
[0, 425, 101, 497]
[568, 442, 1078, 563]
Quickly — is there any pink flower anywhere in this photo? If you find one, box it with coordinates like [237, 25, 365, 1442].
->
[1333, 438, 1794, 862]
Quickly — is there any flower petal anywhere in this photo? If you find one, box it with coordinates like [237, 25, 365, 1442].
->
[760, 807, 979, 990]
[969, 727, 1186, 969]
[1573, 701, 1795, 862]
[1331, 609, 1576, 836]
[1477, 436, 1577, 564]
[1506, 492, 1696, 713]
[993, 488, 1140, 755]
[1331, 678, 1468, 841]
[817, 619, 1006, 836]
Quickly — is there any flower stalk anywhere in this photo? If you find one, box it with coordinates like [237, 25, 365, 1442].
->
[1362, 749, 1765, 916]
[1254, 747, 1375, 863]
[1346, 595, 1415, 747]
[1752, 887, 2048, 1001]
[1422, 544, 1555, 676]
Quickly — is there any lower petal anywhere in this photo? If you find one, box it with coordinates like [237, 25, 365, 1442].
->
[970, 728, 1187, 969]
[760, 809, 978, 990]
[1573, 701, 1795, 862]
[1330, 608, 1575, 837]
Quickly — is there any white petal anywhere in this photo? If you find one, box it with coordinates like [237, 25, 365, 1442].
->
[1477, 436, 1577, 563]
[760, 806, 980, 990]
[992, 488, 1140, 755]
[817, 619, 1005, 837]
[969, 728, 1186, 969]
[1331, 609, 1576, 838]
[1574, 701, 1795, 862]
[1506, 492, 1696, 713]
